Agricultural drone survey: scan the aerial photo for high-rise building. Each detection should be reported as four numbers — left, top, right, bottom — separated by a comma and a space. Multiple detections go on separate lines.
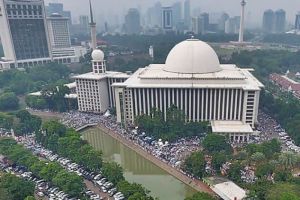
172, 2, 182, 29
225, 17, 240, 34
184, 0, 191, 29
218, 13, 229, 32
124, 8, 141, 35
46, 3, 71, 24
262, 9, 274, 33
0, 0, 52, 69
79, 15, 89, 31
162, 7, 173, 31
47, 13, 71, 48
191, 16, 204, 34
200, 13, 209, 33
274, 9, 286, 33
47, 13, 80, 64
296, 12, 300, 30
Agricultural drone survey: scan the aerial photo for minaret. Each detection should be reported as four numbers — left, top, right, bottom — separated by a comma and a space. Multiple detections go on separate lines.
89, 0, 97, 50
238, 0, 246, 43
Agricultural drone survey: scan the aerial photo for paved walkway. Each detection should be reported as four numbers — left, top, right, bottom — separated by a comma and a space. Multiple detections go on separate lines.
97, 124, 215, 195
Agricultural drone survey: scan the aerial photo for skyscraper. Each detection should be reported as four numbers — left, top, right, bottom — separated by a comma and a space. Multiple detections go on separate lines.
0, 0, 52, 68
262, 9, 274, 33
79, 15, 89, 33
184, 0, 191, 29
200, 13, 209, 33
225, 17, 240, 34
162, 7, 173, 31
172, 2, 182, 29
46, 3, 71, 24
274, 9, 286, 33
124, 8, 141, 35
47, 13, 71, 48
191, 16, 204, 34
296, 12, 300, 30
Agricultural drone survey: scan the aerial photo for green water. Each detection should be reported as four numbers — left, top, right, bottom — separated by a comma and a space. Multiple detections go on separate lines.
82, 127, 197, 200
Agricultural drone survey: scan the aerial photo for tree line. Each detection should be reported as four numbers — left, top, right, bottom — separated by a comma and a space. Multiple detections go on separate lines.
37, 120, 156, 200
0, 173, 35, 200
0, 138, 85, 198
135, 105, 210, 142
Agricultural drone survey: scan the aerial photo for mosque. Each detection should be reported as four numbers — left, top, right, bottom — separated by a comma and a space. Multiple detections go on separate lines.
74, 2, 264, 142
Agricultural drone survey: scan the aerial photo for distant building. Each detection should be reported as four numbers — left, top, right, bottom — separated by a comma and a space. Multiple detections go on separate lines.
191, 16, 204, 34
46, 3, 71, 24
124, 8, 141, 35
274, 9, 286, 33
184, 0, 191, 29
200, 13, 209, 33
263, 9, 286, 34
162, 7, 173, 31
172, 2, 182, 29
47, 13, 71, 48
47, 13, 79, 64
263, 9, 274, 33
225, 17, 240, 34
295, 12, 300, 30
79, 15, 89, 32
218, 13, 229, 32
0, 0, 52, 69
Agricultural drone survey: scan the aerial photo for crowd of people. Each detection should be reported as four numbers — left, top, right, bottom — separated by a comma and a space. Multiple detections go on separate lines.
60, 111, 104, 130
256, 111, 300, 153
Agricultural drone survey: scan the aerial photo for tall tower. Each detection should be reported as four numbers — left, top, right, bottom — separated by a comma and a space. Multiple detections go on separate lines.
238, 0, 246, 43
89, 0, 97, 50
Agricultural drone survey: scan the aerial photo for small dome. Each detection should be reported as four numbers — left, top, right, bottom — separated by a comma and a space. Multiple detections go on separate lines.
91, 49, 104, 61
164, 39, 221, 74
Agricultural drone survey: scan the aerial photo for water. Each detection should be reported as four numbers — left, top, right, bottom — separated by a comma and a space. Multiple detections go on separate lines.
82, 127, 197, 200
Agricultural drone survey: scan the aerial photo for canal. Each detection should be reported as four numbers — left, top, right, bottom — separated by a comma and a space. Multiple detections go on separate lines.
82, 127, 197, 200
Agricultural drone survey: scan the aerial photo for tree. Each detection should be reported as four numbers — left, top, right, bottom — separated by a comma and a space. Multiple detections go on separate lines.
0, 92, 19, 111
24, 196, 35, 200
227, 162, 243, 183
278, 152, 299, 169
39, 162, 63, 181
203, 134, 232, 154
117, 180, 152, 199
251, 152, 266, 164
255, 163, 275, 178
0, 173, 34, 200
183, 151, 206, 178
0, 188, 12, 200
274, 169, 292, 182
212, 152, 227, 173
15, 110, 42, 135
0, 112, 13, 129
42, 120, 66, 137
52, 171, 84, 198
185, 192, 216, 200
266, 183, 300, 200
102, 162, 125, 185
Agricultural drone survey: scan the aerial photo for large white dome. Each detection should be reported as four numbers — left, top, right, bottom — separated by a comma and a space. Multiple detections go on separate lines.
91, 49, 104, 61
164, 39, 221, 74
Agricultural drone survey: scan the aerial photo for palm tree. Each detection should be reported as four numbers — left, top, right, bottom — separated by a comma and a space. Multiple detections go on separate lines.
278, 152, 298, 169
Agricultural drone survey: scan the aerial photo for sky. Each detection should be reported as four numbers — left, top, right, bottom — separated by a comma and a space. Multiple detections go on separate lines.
45, 0, 300, 27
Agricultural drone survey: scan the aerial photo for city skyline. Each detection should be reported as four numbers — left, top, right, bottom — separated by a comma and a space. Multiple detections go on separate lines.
45, 0, 299, 26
